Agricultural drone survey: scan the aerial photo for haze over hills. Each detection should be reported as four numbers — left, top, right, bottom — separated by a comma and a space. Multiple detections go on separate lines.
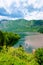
0, 19, 43, 33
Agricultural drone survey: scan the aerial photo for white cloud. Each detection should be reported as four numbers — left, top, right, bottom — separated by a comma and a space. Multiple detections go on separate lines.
32, 0, 43, 8
0, 15, 19, 20
0, 0, 4, 7
28, 0, 36, 5
0, 0, 43, 20
24, 11, 43, 20
27, 0, 43, 8
0, 0, 20, 13
0, 0, 43, 12
0, 0, 43, 9
3, 0, 20, 8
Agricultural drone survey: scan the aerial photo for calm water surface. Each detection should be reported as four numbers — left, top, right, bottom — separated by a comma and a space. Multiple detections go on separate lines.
14, 32, 43, 52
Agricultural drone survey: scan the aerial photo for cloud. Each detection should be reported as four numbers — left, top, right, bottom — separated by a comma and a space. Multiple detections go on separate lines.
0, 15, 19, 20
24, 11, 43, 20
27, 0, 43, 8
1, 0, 20, 13
33, 0, 43, 8
0, 0, 4, 7
0, 0, 43, 20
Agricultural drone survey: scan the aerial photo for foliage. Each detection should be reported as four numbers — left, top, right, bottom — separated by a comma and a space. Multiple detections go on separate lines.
34, 48, 43, 65
0, 43, 43, 65
0, 46, 39, 65
0, 31, 4, 46
38, 27, 43, 33
29, 59, 39, 65
0, 31, 20, 47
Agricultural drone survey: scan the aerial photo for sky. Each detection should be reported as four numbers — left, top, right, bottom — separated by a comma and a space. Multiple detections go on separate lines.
0, 0, 43, 20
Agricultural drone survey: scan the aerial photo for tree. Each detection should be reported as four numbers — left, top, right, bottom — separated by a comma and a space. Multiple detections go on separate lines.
5, 32, 20, 47
0, 31, 20, 47
34, 48, 43, 65
0, 31, 4, 46
38, 27, 43, 33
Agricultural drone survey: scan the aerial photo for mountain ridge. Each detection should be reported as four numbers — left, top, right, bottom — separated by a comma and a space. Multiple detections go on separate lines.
0, 19, 43, 32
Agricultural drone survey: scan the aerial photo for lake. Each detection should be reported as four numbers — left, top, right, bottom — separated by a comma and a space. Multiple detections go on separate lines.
14, 32, 43, 52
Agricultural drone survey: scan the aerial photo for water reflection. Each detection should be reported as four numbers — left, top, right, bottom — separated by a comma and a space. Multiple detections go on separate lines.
14, 32, 40, 52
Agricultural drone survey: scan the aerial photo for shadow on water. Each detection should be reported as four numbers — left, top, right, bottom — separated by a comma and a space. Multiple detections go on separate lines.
14, 32, 26, 48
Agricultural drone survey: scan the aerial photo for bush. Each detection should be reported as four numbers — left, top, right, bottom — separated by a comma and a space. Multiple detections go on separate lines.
0, 31, 4, 46
38, 27, 43, 33
0, 31, 20, 47
4, 32, 20, 47
0, 47, 31, 65
29, 59, 39, 65
0, 46, 43, 65
34, 48, 43, 65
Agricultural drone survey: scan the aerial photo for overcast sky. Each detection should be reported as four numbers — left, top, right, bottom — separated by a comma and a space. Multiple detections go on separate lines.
0, 0, 43, 20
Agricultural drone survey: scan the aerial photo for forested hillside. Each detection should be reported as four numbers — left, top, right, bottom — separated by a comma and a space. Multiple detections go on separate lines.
0, 19, 43, 33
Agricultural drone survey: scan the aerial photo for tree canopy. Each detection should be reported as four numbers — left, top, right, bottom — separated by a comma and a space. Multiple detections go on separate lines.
0, 31, 20, 47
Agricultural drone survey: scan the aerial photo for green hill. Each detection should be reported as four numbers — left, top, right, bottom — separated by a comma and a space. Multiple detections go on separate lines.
0, 19, 43, 32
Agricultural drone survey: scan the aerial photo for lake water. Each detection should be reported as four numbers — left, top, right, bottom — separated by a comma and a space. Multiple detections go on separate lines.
14, 32, 43, 52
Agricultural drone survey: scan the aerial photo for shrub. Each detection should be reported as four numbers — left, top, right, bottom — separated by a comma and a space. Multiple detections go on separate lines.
4, 32, 20, 47
0, 31, 20, 47
38, 27, 43, 33
34, 48, 43, 65
0, 31, 4, 46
